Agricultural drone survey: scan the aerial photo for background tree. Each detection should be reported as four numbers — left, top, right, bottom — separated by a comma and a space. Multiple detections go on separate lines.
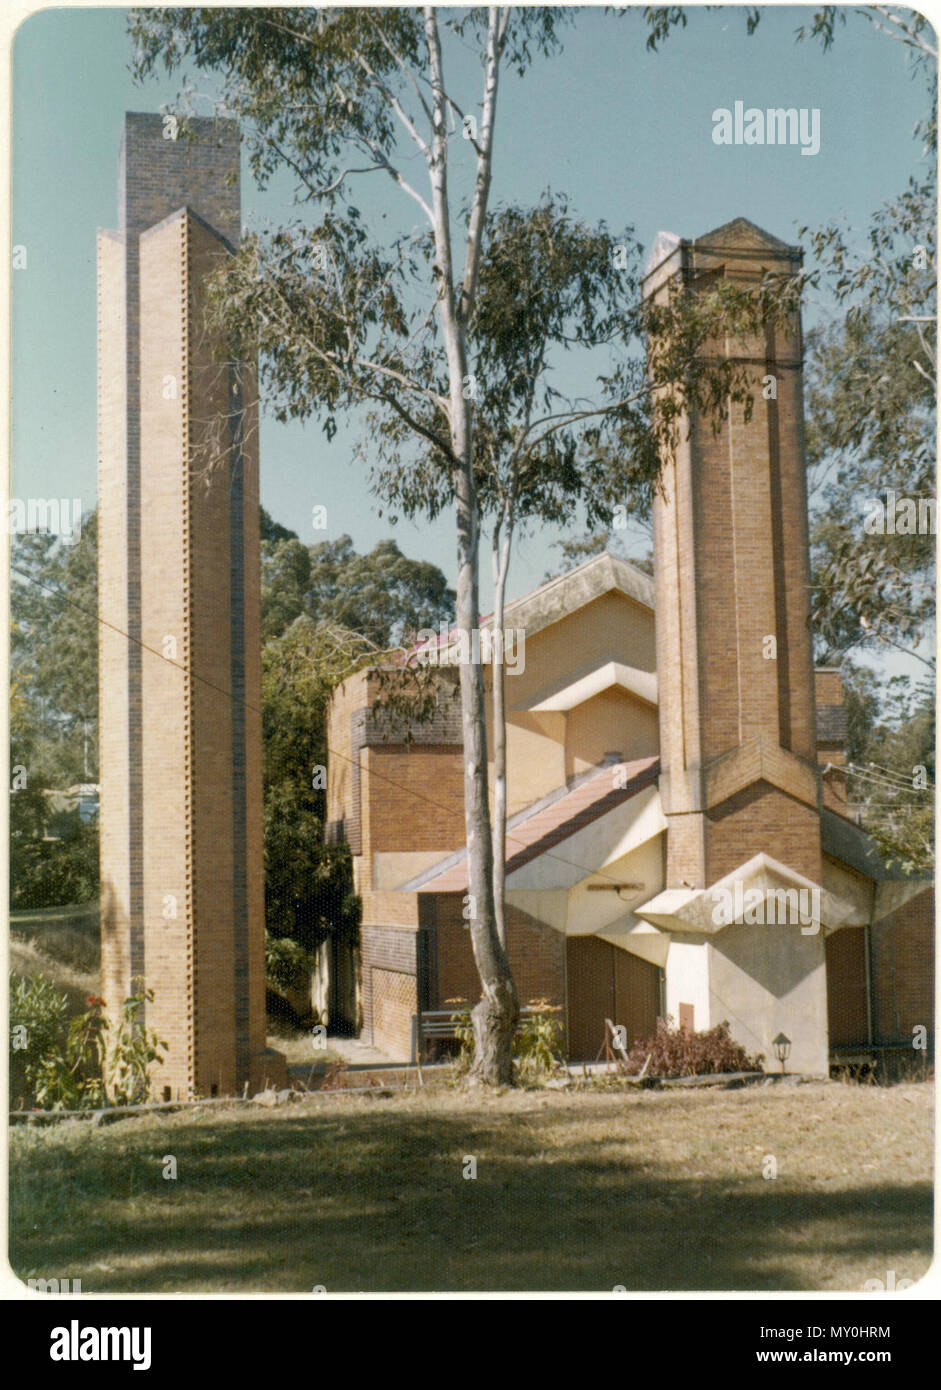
10, 519, 100, 908
11, 517, 99, 784
261, 615, 365, 1026
261, 509, 456, 643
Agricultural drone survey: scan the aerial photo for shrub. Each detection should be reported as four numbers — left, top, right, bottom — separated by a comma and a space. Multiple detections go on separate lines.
622, 1017, 764, 1078
449, 1005, 474, 1080
9, 974, 69, 1107
108, 984, 167, 1105
515, 1002, 564, 1083
265, 935, 312, 994
447, 1001, 564, 1083
8, 976, 167, 1109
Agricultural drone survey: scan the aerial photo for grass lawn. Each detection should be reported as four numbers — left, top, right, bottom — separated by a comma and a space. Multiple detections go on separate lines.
264, 1031, 345, 1069
9, 1080, 932, 1294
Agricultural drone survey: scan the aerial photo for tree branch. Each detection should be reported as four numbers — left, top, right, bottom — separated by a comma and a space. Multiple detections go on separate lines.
458, 7, 506, 327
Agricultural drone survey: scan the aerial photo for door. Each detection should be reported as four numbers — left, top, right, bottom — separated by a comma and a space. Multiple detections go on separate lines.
826, 926, 870, 1047
566, 935, 661, 1061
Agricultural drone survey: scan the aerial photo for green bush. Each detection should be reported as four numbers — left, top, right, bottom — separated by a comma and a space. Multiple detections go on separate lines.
9, 975, 69, 1107
447, 1002, 564, 1084
450, 1006, 474, 1080
8, 976, 167, 1110
108, 984, 167, 1105
265, 935, 312, 994
514, 1003, 564, 1082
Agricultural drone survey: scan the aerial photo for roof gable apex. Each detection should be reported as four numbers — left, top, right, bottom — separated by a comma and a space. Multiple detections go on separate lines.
497, 551, 654, 645
693, 216, 797, 255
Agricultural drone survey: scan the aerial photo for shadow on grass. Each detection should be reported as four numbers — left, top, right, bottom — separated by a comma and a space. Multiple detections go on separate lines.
9, 1101, 933, 1294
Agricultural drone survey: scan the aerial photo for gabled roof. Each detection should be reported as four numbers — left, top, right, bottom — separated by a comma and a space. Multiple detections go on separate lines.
643, 216, 800, 283
402, 755, 660, 893
521, 659, 657, 712
409, 550, 654, 662
693, 216, 798, 255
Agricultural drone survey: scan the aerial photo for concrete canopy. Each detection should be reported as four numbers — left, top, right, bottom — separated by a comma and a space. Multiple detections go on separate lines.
634, 852, 860, 937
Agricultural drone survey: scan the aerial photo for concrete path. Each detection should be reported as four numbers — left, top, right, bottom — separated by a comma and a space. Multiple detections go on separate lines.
324, 1035, 403, 1069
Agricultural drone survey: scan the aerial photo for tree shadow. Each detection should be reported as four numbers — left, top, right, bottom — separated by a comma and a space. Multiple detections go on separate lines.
9, 1100, 933, 1293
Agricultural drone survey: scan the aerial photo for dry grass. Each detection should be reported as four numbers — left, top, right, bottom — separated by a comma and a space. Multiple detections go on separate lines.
9, 937, 100, 1015
9, 1079, 933, 1294
264, 1030, 344, 1068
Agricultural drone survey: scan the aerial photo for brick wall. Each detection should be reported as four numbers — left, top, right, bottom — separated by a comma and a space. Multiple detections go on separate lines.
111, 112, 241, 1011
372, 969, 418, 1058
361, 924, 419, 1054
99, 115, 274, 1098
362, 744, 465, 856
325, 669, 366, 840
428, 894, 565, 1011
871, 888, 935, 1046
704, 781, 822, 886
649, 223, 820, 890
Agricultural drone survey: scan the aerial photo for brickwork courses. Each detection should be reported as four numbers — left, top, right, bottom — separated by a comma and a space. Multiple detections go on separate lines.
98, 113, 281, 1099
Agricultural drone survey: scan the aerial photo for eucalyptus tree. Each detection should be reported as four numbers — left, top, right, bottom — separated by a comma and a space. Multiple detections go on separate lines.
132, 6, 579, 1082
371, 192, 660, 945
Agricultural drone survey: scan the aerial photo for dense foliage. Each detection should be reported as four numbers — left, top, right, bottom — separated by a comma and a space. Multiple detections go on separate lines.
10, 977, 167, 1109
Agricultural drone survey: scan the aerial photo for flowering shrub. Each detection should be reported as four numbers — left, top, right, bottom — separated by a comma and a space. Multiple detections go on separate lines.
8, 976, 167, 1109
622, 1018, 763, 1078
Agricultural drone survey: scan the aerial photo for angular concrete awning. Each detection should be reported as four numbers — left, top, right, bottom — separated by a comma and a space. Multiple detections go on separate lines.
634, 852, 859, 937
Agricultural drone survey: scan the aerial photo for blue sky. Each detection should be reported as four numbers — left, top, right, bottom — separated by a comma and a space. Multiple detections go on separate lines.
11, 5, 933, 610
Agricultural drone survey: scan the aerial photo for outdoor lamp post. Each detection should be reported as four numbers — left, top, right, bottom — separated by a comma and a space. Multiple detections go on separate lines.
773, 1033, 792, 1074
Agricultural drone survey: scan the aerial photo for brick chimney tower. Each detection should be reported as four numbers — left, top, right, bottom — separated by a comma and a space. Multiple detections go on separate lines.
97, 113, 283, 1098
643, 217, 820, 889
636, 218, 830, 1077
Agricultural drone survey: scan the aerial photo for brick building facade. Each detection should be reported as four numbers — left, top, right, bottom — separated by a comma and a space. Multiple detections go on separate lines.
327, 218, 934, 1073
98, 142, 932, 1089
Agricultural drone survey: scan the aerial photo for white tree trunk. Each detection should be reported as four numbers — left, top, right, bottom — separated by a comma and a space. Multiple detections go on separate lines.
424, 6, 518, 1084
491, 508, 513, 951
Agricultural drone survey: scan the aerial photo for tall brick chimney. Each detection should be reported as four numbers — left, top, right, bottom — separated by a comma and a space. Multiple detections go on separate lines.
98, 114, 282, 1097
643, 218, 820, 890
